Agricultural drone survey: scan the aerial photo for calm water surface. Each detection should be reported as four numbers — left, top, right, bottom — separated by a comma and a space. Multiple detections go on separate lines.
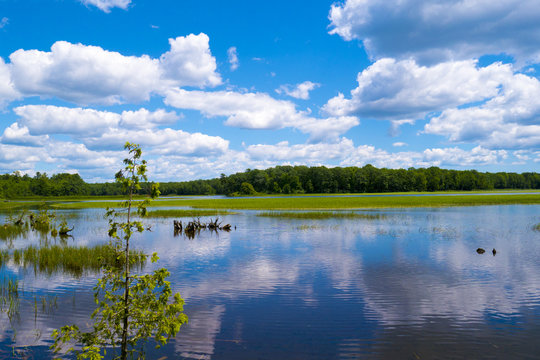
1, 205, 540, 359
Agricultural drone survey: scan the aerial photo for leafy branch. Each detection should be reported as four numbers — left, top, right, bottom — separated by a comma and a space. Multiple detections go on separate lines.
51, 142, 187, 360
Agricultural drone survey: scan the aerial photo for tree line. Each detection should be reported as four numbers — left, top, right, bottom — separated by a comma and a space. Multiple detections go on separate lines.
2, 165, 539, 198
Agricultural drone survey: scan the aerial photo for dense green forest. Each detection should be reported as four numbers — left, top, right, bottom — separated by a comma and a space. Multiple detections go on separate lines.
1, 165, 540, 198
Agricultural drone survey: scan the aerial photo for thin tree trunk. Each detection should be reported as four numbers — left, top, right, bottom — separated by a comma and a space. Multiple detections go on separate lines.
121, 182, 133, 359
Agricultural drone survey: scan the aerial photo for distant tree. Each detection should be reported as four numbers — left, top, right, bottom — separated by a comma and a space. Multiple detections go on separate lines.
240, 182, 257, 195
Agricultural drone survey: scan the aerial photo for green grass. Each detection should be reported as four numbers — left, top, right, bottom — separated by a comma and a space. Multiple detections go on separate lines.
0, 223, 29, 241
9, 244, 147, 277
8, 192, 540, 210
145, 209, 236, 218
533, 223, 540, 231
257, 211, 384, 219
0, 201, 50, 211
139, 193, 540, 210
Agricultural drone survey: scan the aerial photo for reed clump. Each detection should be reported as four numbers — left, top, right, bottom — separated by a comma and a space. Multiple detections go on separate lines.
0, 222, 29, 241
9, 244, 147, 277
1, 210, 74, 241
257, 211, 385, 220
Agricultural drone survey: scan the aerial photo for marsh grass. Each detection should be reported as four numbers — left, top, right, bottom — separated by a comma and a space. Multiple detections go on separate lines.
0, 223, 29, 241
533, 223, 540, 231
8, 245, 147, 277
47, 193, 540, 210
145, 209, 235, 218
257, 211, 385, 220
0, 249, 8, 267
0, 277, 20, 323
0, 201, 49, 211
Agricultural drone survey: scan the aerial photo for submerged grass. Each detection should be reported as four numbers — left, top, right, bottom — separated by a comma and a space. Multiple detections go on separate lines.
0, 276, 20, 322
9, 244, 147, 277
257, 211, 384, 220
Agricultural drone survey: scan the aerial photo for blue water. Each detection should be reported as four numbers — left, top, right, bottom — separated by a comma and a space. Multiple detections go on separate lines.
1, 205, 540, 359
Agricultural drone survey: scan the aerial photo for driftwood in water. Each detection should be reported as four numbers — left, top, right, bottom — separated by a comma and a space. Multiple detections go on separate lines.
174, 220, 183, 234
59, 226, 74, 236
174, 217, 233, 238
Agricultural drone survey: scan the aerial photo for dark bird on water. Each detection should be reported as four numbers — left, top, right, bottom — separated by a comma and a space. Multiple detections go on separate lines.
476, 248, 485, 254
492, 248, 496, 256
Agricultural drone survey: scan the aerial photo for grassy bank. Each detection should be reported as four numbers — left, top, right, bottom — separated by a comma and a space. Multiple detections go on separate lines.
38, 192, 540, 210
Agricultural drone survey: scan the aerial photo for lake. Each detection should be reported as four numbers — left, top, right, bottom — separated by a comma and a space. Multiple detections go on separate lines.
1, 204, 540, 359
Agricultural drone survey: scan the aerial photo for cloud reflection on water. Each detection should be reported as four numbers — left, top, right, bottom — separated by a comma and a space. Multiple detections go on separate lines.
1, 206, 540, 358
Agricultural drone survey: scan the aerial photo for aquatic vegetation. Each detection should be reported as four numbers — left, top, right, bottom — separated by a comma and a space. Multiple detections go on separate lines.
146, 209, 235, 217
1, 210, 75, 243
30, 209, 55, 233
57, 219, 73, 235
8, 244, 147, 277
0, 222, 29, 242
533, 223, 540, 231
0, 249, 8, 266
0, 277, 20, 323
34, 294, 58, 315
257, 211, 384, 219
0, 201, 48, 211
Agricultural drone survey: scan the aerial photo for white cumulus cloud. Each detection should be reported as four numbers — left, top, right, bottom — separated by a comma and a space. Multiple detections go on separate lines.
0, 123, 49, 147
7, 104, 227, 158
323, 58, 509, 122
0, 57, 19, 107
160, 33, 222, 88
422, 146, 508, 167
6, 34, 221, 105
119, 108, 180, 129
84, 127, 229, 156
329, 0, 540, 64
14, 105, 121, 135
14, 105, 180, 135
246, 138, 507, 169
227, 47, 239, 71
276, 81, 320, 100
81, 0, 131, 13
424, 70, 540, 149
164, 88, 359, 141
9, 41, 161, 104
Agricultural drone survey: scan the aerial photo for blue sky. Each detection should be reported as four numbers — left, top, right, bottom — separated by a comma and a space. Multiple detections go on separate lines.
0, 0, 539, 181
